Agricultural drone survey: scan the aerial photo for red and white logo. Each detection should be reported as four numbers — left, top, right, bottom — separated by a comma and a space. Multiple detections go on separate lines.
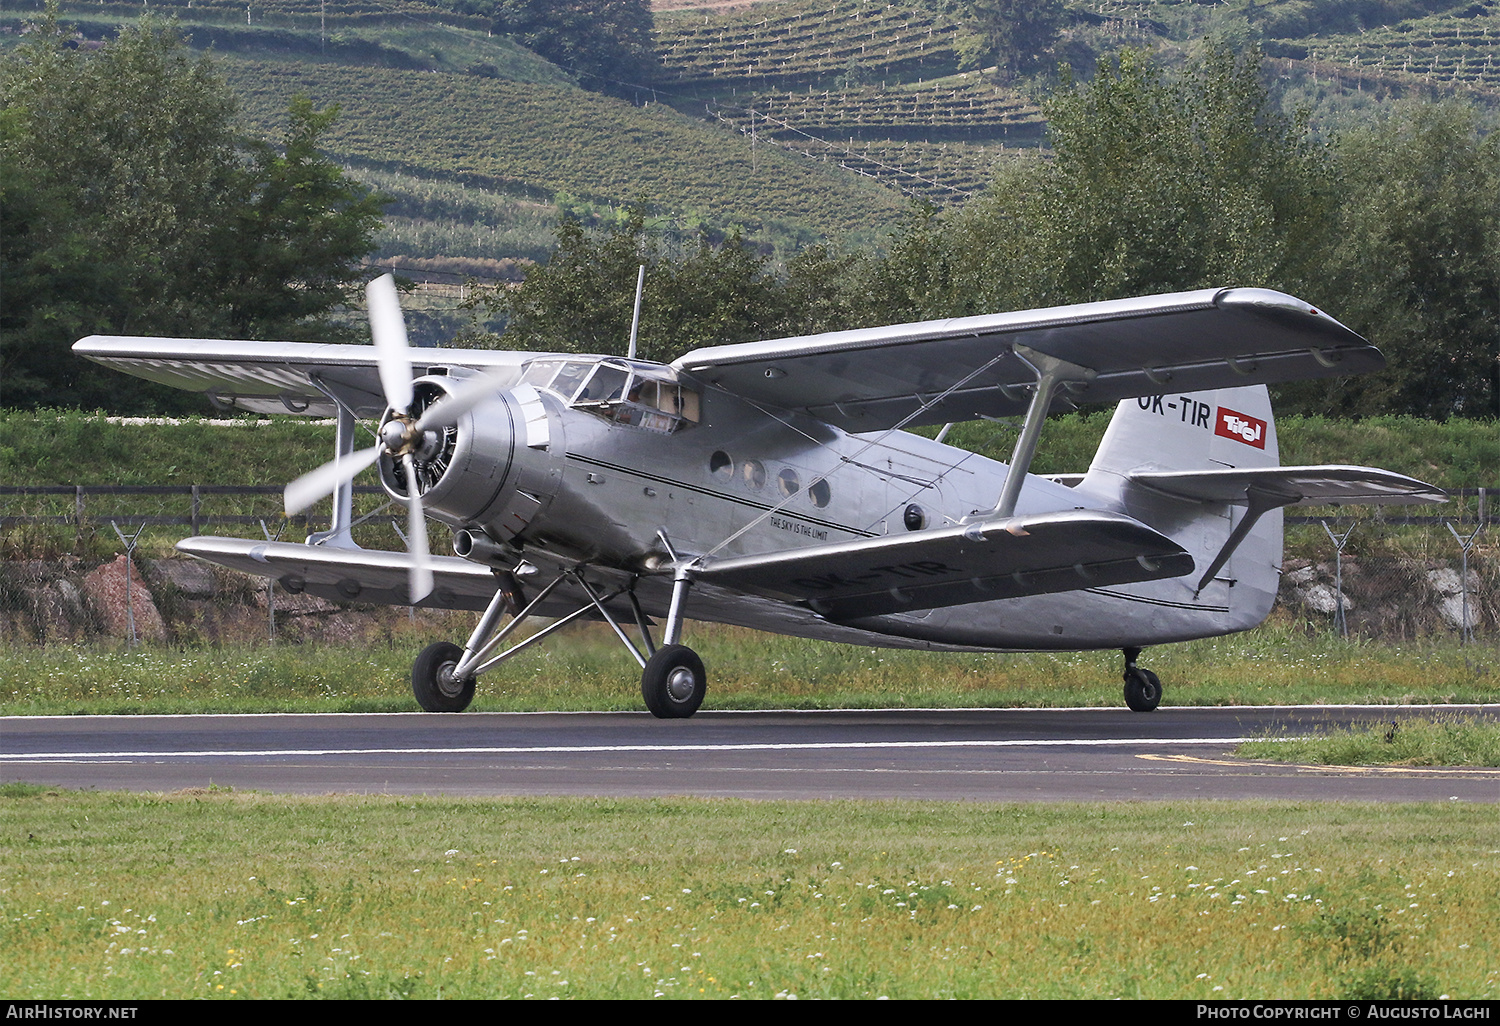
1215, 408, 1267, 448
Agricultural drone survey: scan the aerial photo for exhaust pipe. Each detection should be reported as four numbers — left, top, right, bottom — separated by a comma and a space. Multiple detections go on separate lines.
453, 529, 514, 567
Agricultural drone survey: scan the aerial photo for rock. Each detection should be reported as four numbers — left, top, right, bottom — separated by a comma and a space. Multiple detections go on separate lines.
1426, 567, 1481, 596
1297, 582, 1354, 616
148, 558, 218, 599
33, 579, 91, 642
80, 554, 166, 642
1436, 593, 1480, 631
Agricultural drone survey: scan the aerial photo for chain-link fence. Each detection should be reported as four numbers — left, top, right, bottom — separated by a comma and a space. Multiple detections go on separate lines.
0, 484, 434, 646
0, 484, 1494, 646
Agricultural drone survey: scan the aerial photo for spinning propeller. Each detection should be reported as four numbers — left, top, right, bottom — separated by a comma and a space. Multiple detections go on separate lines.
284, 274, 500, 604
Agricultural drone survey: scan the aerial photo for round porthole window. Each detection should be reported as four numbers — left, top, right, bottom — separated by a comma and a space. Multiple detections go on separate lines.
903, 503, 926, 531
808, 477, 831, 508
742, 459, 766, 490
777, 468, 800, 497
709, 450, 732, 478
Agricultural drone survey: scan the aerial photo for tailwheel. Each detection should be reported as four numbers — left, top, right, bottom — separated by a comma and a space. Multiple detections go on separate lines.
413, 641, 476, 712
1121, 647, 1160, 712
1123, 667, 1161, 712
641, 644, 706, 719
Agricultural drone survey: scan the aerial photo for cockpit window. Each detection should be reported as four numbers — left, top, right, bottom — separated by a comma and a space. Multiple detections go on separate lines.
520, 357, 701, 433
576, 364, 628, 404
520, 358, 592, 402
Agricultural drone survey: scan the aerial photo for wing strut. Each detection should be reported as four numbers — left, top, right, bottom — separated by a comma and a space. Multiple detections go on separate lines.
1193, 484, 1297, 595
304, 383, 363, 549
986, 345, 1096, 519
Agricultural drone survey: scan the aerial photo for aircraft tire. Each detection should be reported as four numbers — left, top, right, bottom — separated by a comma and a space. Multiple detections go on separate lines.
412, 641, 475, 712
641, 644, 706, 719
1123, 667, 1161, 712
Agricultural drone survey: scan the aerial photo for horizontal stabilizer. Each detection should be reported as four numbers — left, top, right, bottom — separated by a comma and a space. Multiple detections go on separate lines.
1130, 465, 1446, 506
695, 510, 1194, 622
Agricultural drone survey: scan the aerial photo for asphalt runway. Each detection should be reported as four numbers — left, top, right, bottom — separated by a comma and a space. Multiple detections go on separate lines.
4, 705, 1498, 801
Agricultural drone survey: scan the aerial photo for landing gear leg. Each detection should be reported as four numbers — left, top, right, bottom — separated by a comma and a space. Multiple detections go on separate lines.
1122, 646, 1161, 713
640, 569, 705, 719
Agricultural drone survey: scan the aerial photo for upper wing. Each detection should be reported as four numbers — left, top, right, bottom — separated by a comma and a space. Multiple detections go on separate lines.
72, 336, 535, 417
1130, 466, 1447, 506
693, 509, 1193, 622
674, 288, 1383, 432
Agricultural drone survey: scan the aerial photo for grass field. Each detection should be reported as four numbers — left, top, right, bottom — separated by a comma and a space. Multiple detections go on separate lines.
1238, 715, 1500, 767
3, 619, 1499, 716
1, 789, 1495, 999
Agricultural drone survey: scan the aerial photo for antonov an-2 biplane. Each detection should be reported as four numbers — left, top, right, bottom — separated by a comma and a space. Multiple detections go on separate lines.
75, 279, 1444, 716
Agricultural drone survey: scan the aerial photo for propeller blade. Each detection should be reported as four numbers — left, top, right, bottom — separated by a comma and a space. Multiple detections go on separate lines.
285, 443, 382, 516
413, 371, 505, 433
402, 454, 435, 604
367, 274, 413, 415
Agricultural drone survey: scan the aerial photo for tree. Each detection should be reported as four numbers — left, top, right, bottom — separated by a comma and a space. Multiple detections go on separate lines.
213, 97, 388, 342
959, 0, 1065, 82
0, 11, 386, 411
488, 209, 797, 363
488, 0, 658, 96
1314, 101, 1500, 418
1035, 42, 1333, 303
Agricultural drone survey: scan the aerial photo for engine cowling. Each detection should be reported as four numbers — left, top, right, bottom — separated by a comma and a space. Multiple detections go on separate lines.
377, 377, 563, 543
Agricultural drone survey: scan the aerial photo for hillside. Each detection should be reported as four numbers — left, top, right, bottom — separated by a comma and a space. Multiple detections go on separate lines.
1, 0, 907, 285
9, 0, 1500, 298
216, 56, 904, 241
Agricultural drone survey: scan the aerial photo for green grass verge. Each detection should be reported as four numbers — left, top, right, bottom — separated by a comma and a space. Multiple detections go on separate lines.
4, 621, 1499, 716
1, 791, 1495, 998
1237, 716, 1500, 767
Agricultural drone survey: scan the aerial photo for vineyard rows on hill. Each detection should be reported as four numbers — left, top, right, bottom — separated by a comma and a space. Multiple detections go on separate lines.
217, 57, 904, 241
655, 0, 964, 85
723, 78, 1043, 136
771, 137, 1024, 203
3, 0, 479, 29
1288, 17, 1500, 88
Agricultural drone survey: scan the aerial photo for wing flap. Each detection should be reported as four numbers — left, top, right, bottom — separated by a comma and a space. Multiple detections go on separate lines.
1130, 466, 1447, 506
675, 288, 1382, 431
694, 510, 1194, 621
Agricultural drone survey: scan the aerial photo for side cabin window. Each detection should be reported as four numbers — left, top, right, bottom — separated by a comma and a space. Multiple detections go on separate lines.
519, 357, 700, 434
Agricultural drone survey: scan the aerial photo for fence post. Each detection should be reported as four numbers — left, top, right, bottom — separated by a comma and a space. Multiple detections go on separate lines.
259, 519, 287, 641
110, 520, 146, 647
1445, 521, 1483, 645
1321, 520, 1355, 639
191, 484, 201, 536
74, 485, 85, 548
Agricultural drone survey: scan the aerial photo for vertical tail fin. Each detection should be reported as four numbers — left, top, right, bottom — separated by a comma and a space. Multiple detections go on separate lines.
1080, 384, 1283, 635
1086, 385, 1280, 480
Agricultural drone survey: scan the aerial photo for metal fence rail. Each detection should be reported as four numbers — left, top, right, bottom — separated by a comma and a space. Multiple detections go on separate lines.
0, 484, 388, 534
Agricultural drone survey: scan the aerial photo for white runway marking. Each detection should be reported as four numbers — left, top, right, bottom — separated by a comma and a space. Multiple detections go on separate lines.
1, 736, 1266, 762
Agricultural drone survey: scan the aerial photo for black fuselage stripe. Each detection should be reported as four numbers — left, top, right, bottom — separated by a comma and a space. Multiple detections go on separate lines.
1084, 587, 1230, 613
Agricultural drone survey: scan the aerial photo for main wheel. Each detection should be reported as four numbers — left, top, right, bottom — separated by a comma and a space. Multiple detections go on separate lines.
1123, 666, 1162, 713
641, 644, 706, 719
412, 641, 475, 712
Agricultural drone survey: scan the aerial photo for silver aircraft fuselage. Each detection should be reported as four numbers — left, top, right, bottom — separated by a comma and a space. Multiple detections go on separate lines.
397, 354, 1276, 654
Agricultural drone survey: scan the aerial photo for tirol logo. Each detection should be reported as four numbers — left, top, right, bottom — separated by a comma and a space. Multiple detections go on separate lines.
1215, 407, 1267, 448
